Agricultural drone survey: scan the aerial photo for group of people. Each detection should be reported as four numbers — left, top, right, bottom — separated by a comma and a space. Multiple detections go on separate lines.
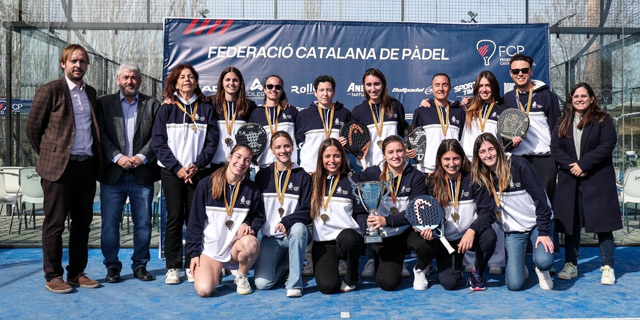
26, 44, 621, 298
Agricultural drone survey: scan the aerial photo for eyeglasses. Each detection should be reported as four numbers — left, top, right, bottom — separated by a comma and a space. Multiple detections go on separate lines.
265, 84, 283, 90
510, 68, 530, 75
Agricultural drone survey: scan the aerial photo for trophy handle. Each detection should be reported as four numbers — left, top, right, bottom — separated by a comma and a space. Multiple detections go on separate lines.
347, 172, 365, 207
381, 170, 393, 201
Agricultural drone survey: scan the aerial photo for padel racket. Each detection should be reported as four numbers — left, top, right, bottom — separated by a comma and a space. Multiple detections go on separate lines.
340, 121, 371, 160
497, 108, 529, 142
235, 123, 267, 164
407, 126, 427, 162
406, 195, 455, 254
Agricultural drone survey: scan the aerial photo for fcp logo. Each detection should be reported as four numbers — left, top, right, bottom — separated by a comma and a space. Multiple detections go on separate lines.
476, 40, 496, 66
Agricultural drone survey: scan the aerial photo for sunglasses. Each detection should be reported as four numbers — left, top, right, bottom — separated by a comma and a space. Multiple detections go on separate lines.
510, 68, 530, 75
265, 84, 283, 90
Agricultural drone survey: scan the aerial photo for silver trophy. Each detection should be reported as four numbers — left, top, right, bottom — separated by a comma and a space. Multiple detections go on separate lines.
348, 172, 391, 244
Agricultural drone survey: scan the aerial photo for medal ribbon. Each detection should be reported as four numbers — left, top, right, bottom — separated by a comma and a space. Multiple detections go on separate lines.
265, 104, 282, 135
274, 165, 292, 206
447, 175, 461, 210
368, 100, 384, 138
223, 101, 237, 135
435, 101, 450, 136
479, 102, 495, 132
176, 101, 199, 123
223, 180, 242, 217
516, 86, 534, 115
386, 170, 403, 205
318, 104, 334, 139
322, 174, 340, 212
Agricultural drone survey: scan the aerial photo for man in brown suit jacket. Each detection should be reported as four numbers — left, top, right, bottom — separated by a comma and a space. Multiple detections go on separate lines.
26, 44, 104, 294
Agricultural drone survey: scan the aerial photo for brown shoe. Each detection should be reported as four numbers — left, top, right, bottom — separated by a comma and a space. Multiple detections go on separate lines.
67, 273, 100, 288
45, 277, 73, 293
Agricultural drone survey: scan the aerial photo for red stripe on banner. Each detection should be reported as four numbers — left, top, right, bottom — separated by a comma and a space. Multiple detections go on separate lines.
478, 45, 488, 56
194, 19, 211, 35
206, 20, 223, 35
183, 19, 199, 35
218, 20, 234, 35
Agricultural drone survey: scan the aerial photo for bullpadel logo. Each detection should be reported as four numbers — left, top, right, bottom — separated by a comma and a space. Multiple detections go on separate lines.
476, 40, 496, 66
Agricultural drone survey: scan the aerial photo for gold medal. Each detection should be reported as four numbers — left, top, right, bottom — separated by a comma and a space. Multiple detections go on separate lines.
452, 212, 460, 223
225, 220, 234, 230
390, 207, 399, 215
321, 214, 329, 223
223, 179, 242, 231
190, 124, 198, 132
496, 210, 501, 220
278, 207, 285, 217
225, 137, 233, 147
377, 140, 383, 148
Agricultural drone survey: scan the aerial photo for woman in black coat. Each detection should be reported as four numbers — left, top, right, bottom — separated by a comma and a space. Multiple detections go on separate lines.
550, 82, 622, 285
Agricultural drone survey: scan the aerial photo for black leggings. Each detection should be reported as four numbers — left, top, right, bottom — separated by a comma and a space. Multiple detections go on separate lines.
372, 229, 431, 291
312, 229, 364, 294
423, 227, 497, 290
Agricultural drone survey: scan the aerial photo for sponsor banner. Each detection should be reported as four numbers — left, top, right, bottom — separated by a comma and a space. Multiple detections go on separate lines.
0, 99, 31, 116
164, 19, 550, 114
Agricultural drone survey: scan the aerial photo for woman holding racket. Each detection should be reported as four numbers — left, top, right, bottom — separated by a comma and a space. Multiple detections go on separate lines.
351, 68, 411, 170
152, 63, 218, 285
253, 131, 312, 297
249, 75, 298, 168
359, 135, 430, 291
310, 138, 367, 293
186, 144, 265, 297
421, 139, 497, 291
472, 132, 554, 291
211, 67, 258, 168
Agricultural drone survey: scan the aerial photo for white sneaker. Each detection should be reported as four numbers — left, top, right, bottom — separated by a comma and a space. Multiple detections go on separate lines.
361, 259, 375, 278
230, 269, 239, 277
286, 288, 303, 297
185, 268, 194, 282
338, 260, 348, 276
340, 281, 356, 292
164, 268, 180, 284
234, 273, 252, 295
402, 263, 410, 278
557, 262, 578, 280
534, 267, 553, 290
600, 265, 615, 285
302, 260, 314, 276
489, 266, 503, 275
412, 267, 429, 290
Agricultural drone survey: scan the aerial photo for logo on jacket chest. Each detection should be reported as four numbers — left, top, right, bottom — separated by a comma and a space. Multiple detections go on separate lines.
287, 182, 300, 192
240, 196, 251, 206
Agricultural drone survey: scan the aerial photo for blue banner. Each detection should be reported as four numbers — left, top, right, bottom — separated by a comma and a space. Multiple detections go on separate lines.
164, 19, 550, 115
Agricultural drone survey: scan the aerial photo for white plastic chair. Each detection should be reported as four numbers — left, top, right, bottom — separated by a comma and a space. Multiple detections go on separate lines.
0, 171, 20, 234
18, 167, 43, 231
618, 167, 640, 233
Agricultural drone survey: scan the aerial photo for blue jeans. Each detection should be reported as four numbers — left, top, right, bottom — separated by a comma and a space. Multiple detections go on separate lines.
100, 173, 153, 272
254, 223, 308, 290
504, 225, 554, 291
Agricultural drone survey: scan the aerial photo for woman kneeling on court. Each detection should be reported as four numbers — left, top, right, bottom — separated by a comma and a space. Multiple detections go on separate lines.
472, 133, 554, 291
359, 135, 429, 291
186, 144, 265, 297
421, 139, 497, 291
311, 138, 367, 293
253, 131, 312, 297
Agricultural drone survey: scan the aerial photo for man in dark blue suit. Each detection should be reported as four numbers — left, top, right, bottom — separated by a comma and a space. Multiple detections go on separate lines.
96, 62, 160, 283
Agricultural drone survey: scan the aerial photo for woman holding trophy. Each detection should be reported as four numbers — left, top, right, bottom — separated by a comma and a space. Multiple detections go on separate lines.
358, 135, 430, 291
310, 138, 367, 294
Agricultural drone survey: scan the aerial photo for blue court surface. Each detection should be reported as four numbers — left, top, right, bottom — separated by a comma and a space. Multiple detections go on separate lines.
0, 247, 639, 320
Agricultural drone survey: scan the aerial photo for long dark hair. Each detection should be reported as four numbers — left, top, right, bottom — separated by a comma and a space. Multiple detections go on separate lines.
362, 68, 394, 117
162, 64, 207, 102
212, 67, 251, 117
427, 139, 469, 207
210, 144, 253, 199
263, 74, 288, 104
310, 138, 350, 219
557, 82, 606, 138
471, 133, 511, 196
466, 70, 503, 128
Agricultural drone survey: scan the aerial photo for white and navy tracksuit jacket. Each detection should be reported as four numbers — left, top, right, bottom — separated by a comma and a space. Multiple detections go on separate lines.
186, 176, 265, 262
412, 99, 465, 173
503, 81, 560, 156
254, 164, 312, 238
152, 97, 218, 173
351, 99, 408, 169
249, 105, 299, 168
359, 162, 427, 238
212, 100, 258, 164
295, 102, 351, 173
312, 174, 367, 242
460, 103, 506, 160
494, 155, 553, 236
427, 172, 495, 241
